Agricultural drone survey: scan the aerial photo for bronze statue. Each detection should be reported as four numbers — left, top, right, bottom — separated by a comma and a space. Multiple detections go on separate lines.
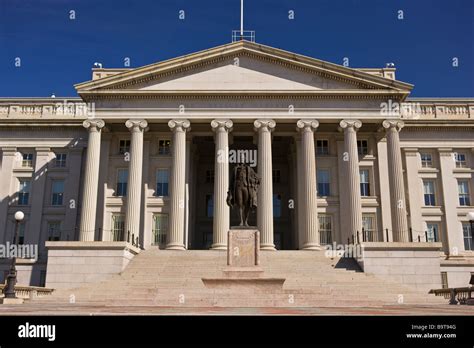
227, 163, 260, 226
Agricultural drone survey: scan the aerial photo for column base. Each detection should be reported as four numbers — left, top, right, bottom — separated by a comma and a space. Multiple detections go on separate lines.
302, 243, 322, 251
165, 244, 186, 250
260, 244, 276, 251
211, 243, 227, 250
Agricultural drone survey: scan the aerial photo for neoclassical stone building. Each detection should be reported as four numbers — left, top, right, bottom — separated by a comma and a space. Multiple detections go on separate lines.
0, 41, 473, 289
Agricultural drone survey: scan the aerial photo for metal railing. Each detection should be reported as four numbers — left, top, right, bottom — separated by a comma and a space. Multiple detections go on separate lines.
232, 30, 255, 42
153, 231, 167, 247
319, 230, 332, 245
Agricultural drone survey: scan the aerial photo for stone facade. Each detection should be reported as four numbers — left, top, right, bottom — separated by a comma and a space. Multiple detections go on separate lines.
0, 41, 473, 289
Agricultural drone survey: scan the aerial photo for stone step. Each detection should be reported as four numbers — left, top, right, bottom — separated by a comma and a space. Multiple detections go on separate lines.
36, 249, 444, 308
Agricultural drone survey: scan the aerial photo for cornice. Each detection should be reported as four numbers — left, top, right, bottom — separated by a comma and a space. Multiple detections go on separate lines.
80, 89, 407, 102
403, 125, 474, 131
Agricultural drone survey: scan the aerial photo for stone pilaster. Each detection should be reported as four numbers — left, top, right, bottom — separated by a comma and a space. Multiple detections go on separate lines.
124, 119, 148, 243
167, 119, 190, 250
383, 120, 409, 242
211, 119, 233, 250
339, 119, 363, 240
25, 147, 50, 246
439, 148, 465, 255
0, 147, 16, 244
296, 119, 320, 250
79, 119, 105, 241
62, 147, 84, 241
254, 119, 276, 250
404, 147, 423, 242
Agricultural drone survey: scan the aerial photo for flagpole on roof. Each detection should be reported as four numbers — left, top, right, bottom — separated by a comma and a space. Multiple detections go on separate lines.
241, 0, 244, 36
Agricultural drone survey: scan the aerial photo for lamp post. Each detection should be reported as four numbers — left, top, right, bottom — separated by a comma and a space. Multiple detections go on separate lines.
4, 211, 24, 299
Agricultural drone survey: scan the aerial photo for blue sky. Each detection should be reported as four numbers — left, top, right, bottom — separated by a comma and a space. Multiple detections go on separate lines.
0, 0, 473, 97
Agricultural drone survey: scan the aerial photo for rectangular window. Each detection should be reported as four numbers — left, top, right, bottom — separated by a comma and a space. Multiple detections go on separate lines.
426, 223, 439, 242
359, 170, 370, 197
463, 223, 473, 251
455, 153, 467, 168
206, 194, 214, 218
111, 214, 124, 241
273, 194, 282, 218
119, 140, 130, 155
18, 180, 30, 205
51, 180, 65, 206
152, 213, 168, 246
362, 214, 376, 242
116, 169, 128, 196
158, 140, 171, 155
272, 169, 281, 184
316, 140, 329, 155
458, 180, 470, 206
420, 153, 433, 168
423, 181, 436, 206
206, 169, 215, 184
319, 215, 332, 245
18, 222, 26, 245
441, 272, 448, 289
156, 169, 169, 197
111, 214, 125, 241
317, 169, 330, 197
357, 140, 368, 156
22, 153, 33, 167
54, 153, 67, 168
47, 221, 61, 241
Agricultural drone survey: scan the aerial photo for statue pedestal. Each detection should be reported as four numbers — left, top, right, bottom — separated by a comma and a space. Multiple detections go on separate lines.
227, 228, 259, 267
201, 229, 285, 291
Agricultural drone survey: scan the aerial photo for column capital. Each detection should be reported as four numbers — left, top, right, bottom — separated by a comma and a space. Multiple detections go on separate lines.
35, 147, 51, 155
1, 147, 17, 155
126, 119, 148, 132
168, 119, 191, 132
211, 119, 233, 132
438, 148, 454, 157
382, 120, 404, 132
253, 119, 276, 132
404, 147, 419, 157
83, 119, 105, 132
296, 119, 319, 132
339, 119, 362, 130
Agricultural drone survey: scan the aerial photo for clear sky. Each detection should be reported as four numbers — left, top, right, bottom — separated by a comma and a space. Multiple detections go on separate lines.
0, 0, 473, 97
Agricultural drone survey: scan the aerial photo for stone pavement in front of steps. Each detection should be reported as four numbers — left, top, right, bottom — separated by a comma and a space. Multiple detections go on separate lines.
0, 303, 471, 315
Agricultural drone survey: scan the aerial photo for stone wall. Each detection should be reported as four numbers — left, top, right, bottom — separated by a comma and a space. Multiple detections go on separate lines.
45, 241, 140, 289
356, 242, 442, 292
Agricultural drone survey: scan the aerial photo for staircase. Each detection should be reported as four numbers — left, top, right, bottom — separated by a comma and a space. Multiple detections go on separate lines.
32, 250, 446, 307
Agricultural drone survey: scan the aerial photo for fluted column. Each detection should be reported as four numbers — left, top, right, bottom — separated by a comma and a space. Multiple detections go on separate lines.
167, 119, 191, 250
339, 120, 363, 240
124, 119, 148, 243
383, 120, 409, 242
297, 120, 320, 250
79, 119, 105, 241
254, 119, 276, 250
211, 119, 233, 250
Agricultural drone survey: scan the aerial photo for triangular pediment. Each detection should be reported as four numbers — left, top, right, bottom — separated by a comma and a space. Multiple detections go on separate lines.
132, 57, 364, 91
75, 40, 413, 98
